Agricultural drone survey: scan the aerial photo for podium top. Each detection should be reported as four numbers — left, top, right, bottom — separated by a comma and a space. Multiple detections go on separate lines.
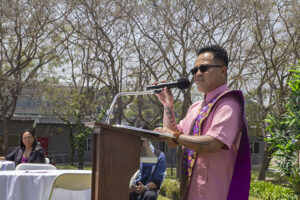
85, 122, 174, 141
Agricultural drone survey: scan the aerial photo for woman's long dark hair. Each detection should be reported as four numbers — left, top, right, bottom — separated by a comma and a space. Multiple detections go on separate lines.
19, 129, 37, 149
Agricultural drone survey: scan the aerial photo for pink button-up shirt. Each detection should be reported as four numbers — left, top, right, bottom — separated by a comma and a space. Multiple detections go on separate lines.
178, 85, 242, 200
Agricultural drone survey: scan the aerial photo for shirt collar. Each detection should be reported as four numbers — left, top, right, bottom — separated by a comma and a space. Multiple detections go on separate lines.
205, 84, 229, 103
150, 142, 154, 153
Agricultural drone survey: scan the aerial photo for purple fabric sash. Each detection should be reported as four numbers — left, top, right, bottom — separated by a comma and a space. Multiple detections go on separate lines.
226, 91, 251, 200
181, 90, 251, 200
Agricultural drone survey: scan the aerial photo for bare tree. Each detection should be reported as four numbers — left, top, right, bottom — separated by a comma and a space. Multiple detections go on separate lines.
244, 0, 300, 180
0, 0, 70, 153
125, 0, 253, 178
62, 0, 140, 124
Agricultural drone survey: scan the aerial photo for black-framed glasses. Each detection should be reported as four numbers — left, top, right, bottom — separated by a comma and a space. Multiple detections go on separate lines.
190, 64, 223, 75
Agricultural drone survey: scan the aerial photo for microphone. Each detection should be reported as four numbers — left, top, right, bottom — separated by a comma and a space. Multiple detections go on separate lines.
146, 78, 190, 91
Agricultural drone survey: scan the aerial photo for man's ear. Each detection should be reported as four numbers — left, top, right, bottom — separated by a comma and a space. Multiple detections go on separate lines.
221, 66, 227, 77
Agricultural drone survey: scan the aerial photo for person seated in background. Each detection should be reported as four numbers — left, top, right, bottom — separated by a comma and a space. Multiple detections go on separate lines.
0, 129, 45, 165
129, 138, 167, 200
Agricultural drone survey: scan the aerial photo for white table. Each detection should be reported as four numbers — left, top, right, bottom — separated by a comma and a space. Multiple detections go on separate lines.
0, 169, 91, 200
0, 160, 15, 170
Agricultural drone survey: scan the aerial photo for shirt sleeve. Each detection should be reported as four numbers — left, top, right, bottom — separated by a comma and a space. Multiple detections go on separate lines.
148, 152, 166, 188
5, 148, 18, 161
205, 96, 242, 149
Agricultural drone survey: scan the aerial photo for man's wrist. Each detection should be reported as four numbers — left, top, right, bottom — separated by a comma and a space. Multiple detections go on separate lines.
164, 105, 174, 110
173, 131, 183, 144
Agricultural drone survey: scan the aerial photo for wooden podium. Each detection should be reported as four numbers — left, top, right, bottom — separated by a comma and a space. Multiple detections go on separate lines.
85, 122, 172, 200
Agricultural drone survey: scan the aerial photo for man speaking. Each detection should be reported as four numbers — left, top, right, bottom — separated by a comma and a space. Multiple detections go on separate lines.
155, 45, 251, 200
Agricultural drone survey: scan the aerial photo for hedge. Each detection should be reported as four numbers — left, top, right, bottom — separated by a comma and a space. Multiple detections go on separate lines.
160, 178, 296, 200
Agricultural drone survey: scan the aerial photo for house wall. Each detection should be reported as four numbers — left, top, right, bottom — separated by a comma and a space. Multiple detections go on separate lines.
0, 120, 35, 154
35, 123, 93, 164
249, 136, 264, 166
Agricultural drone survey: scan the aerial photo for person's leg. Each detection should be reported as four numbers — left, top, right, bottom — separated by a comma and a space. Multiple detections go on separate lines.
141, 190, 158, 200
129, 192, 139, 200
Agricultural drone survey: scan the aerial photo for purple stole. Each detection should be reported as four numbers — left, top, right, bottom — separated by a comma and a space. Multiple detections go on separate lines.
180, 90, 251, 200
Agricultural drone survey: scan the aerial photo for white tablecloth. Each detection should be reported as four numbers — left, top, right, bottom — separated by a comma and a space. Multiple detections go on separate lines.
0, 160, 15, 170
0, 169, 91, 200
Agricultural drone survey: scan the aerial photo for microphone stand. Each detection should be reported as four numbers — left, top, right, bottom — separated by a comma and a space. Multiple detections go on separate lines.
105, 90, 161, 164
105, 90, 156, 125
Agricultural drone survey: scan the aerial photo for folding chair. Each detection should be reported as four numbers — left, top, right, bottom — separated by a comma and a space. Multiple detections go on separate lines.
44, 157, 50, 164
15, 163, 57, 170
129, 169, 140, 189
48, 173, 91, 200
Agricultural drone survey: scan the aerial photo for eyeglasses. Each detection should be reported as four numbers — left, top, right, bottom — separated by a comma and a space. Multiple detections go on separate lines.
190, 64, 223, 75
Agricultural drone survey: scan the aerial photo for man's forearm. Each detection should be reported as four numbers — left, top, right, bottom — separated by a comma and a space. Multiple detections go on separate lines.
163, 105, 179, 132
178, 135, 224, 153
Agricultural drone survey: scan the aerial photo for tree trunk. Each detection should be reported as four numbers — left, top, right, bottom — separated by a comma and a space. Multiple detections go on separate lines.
2, 117, 9, 155
298, 184, 300, 200
69, 127, 75, 166
77, 145, 84, 169
258, 142, 275, 180
76, 130, 86, 170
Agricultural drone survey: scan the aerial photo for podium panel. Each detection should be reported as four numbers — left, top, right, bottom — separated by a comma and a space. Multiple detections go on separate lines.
85, 122, 173, 200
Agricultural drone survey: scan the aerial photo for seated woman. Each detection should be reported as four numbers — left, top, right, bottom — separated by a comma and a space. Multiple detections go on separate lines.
0, 129, 45, 165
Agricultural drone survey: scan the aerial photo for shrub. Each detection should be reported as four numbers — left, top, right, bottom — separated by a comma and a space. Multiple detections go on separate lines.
160, 178, 180, 200
250, 180, 296, 200
161, 177, 296, 199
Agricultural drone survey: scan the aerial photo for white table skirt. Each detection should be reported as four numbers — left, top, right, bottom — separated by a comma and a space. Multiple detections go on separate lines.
0, 160, 15, 170
0, 169, 91, 200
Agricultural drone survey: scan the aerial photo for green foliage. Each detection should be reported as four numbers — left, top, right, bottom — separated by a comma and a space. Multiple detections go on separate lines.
121, 94, 186, 128
159, 169, 298, 200
250, 180, 296, 200
122, 95, 162, 126
161, 175, 296, 200
160, 178, 180, 200
96, 110, 106, 122
74, 122, 92, 169
54, 164, 92, 170
37, 79, 106, 168
245, 97, 266, 137
265, 61, 300, 195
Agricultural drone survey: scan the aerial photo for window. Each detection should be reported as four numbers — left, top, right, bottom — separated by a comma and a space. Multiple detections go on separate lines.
250, 142, 259, 154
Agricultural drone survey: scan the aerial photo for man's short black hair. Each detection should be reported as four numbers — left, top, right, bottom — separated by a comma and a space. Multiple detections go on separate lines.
197, 45, 229, 67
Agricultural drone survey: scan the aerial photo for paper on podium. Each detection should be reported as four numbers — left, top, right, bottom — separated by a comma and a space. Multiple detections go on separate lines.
115, 124, 172, 163
85, 122, 174, 140
115, 124, 174, 139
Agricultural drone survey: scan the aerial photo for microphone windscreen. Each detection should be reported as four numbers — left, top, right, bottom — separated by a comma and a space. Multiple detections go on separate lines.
177, 78, 190, 89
